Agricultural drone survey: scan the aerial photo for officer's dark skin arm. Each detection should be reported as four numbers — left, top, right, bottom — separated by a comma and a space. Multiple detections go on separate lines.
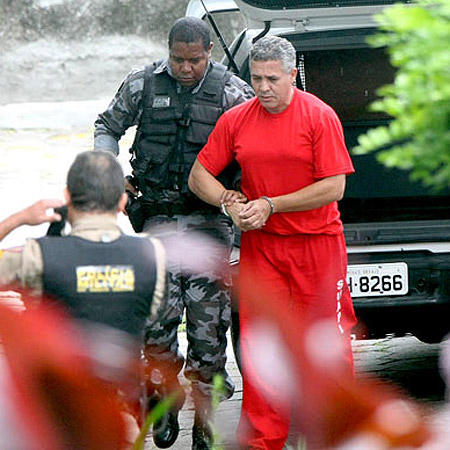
0, 199, 63, 243
94, 147, 137, 204
189, 159, 247, 228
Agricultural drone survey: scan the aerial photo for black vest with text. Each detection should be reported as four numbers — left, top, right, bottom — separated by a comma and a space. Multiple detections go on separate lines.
37, 235, 158, 337
130, 61, 237, 204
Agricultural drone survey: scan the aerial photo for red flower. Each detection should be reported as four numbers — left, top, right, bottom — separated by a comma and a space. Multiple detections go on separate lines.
0, 301, 131, 450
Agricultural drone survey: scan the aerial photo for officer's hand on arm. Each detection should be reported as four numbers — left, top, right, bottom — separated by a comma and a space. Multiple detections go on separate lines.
0, 199, 64, 242
220, 189, 247, 206
189, 160, 249, 229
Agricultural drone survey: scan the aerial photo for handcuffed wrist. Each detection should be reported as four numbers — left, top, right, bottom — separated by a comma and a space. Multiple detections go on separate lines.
220, 202, 231, 217
260, 196, 275, 216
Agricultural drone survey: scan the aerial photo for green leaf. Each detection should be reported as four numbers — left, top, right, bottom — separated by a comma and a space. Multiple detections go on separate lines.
357, 0, 450, 190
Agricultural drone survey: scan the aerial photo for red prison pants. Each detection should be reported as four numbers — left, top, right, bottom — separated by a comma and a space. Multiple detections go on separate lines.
237, 230, 356, 450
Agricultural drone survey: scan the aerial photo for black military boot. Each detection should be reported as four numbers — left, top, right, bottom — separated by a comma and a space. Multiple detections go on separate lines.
151, 383, 186, 449
153, 410, 180, 448
142, 347, 186, 448
191, 395, 213, 450
192, 411, 213, 450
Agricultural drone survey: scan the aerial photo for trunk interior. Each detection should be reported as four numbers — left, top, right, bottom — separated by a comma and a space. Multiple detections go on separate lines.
290, 31, 450, 235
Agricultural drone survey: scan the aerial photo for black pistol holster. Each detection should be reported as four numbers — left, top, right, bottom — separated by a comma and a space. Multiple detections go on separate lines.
126, 193, 145, 233
125, 176, 145, 233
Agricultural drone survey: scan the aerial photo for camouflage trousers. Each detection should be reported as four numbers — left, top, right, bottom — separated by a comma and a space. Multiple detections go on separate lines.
143, 212, 235, 400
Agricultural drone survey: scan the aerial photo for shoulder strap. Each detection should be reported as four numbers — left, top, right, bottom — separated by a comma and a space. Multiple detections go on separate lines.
129, 61, 161, 159
197, 62, 231, 108
141, 61, 160, 111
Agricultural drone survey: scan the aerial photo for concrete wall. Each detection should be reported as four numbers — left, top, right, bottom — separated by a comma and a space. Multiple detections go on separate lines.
0, 0, 188, 104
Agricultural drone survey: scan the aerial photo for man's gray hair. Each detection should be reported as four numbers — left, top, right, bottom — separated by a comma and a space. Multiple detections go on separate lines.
250, 36, 296, 73
67, 150, 124, 213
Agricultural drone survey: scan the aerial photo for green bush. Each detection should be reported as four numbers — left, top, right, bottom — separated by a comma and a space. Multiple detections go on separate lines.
354, 0, 450, 191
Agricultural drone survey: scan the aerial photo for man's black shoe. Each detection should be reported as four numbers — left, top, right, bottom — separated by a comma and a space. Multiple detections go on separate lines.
153, 410, 180, 449
191, 413, 213, 450
147, 379, 186, 449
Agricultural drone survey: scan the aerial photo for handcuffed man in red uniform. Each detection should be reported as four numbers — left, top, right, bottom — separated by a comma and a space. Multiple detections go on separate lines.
188, 35, 357, 449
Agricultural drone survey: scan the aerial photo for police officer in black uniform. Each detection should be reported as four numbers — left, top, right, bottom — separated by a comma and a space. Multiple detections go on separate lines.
94, 16, 253, 450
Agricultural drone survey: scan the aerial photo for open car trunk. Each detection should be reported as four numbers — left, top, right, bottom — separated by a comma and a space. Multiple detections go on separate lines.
187, 0, 450, 344
278, 30, 450, 245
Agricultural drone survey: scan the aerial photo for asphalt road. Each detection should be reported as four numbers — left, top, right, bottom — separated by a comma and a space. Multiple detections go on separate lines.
354, 335, 447, 406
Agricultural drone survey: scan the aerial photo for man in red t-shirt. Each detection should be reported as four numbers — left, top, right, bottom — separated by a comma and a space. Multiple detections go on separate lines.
189, 36, 357, 449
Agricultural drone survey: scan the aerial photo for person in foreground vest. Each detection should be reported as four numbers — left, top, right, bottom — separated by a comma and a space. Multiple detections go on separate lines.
94, 16, 253, 449
0, 150, 166, 336
0, 150, 167, 446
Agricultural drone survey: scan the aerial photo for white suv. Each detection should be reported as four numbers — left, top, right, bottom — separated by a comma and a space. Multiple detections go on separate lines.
187, 0, 450, 344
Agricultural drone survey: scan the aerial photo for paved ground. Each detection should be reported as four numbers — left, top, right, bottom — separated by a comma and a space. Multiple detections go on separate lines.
144, 331, 242, 450
144, 333, 449, 450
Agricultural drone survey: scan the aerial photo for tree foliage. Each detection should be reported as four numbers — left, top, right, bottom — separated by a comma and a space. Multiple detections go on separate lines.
354, 0, 450, 191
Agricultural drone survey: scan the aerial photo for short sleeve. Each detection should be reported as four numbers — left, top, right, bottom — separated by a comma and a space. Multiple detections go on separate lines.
197, 112, 236, 176
0, 239, 44, 296
312, 107, 355, 179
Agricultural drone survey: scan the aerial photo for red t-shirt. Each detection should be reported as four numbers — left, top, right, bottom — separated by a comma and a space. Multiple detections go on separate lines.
198, 88, 355, 235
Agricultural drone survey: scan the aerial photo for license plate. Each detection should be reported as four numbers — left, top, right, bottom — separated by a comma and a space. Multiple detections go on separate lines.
347, 262, 408, 298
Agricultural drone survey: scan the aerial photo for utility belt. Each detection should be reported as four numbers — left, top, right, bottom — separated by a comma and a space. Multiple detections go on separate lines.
126, 194, 218, 233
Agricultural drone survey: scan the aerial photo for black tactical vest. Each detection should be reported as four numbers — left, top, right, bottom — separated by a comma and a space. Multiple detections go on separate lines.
130, 61, 237, 204
37, 235, 158, 337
